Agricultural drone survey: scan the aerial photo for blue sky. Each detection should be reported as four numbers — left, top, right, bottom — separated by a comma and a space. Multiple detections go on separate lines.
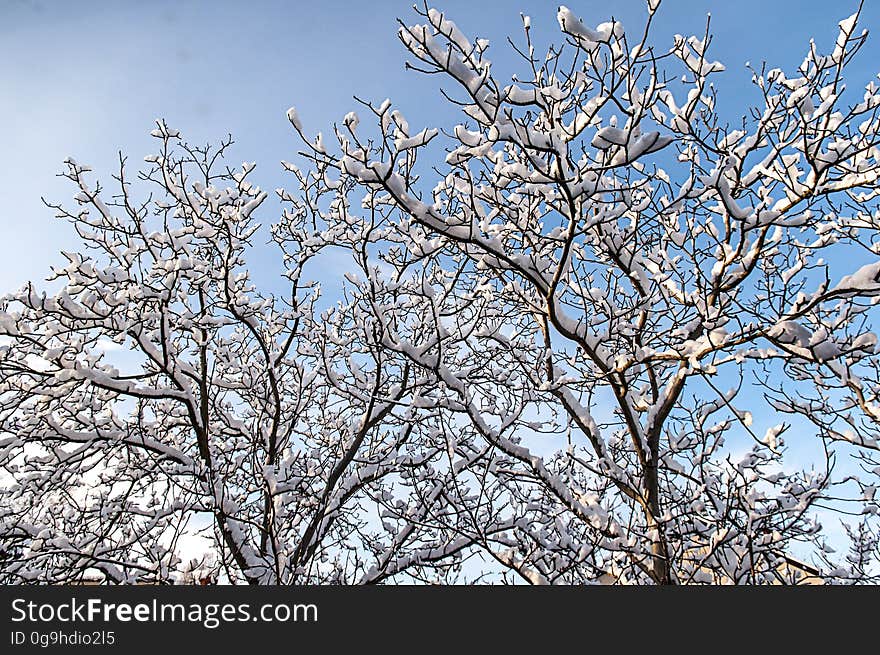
2, 0, 878, 292
2, 0, 877, 564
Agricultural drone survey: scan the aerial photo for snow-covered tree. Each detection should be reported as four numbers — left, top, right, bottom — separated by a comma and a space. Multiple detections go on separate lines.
288, 1, 880, 583
2, 0, 880, 584
0, 128, 490, 584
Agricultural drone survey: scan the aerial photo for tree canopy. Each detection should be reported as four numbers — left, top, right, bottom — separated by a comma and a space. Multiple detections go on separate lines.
1, 1, 879, 584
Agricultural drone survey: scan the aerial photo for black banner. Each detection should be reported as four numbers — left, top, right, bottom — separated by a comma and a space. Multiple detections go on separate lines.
0, 585, 867, 651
